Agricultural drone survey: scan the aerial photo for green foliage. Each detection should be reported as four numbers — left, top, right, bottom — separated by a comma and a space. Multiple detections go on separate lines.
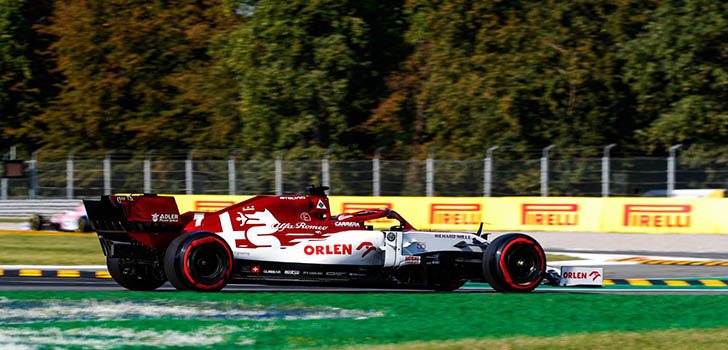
0, 0, 55, 151
225, 0, 406, 159
1, 0, 727, 160
371, 0, 659, 159
621, 0, 728, 157
26, 0, 240, 152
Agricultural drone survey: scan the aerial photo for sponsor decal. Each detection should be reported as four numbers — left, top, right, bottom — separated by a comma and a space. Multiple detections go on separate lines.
325, 271, 348, 277
262, 269, 281, 275
623, 204, 692, 228
242, 205, 255, 211
151, 213, 179, 223
521, 203, 579, 226
299, 212, 312, 221
416, 242, 427, 250
301, 241, 376, 257
273, 222, 328, 231
403, 256, 421, 265
429, 203, 482, 225
559, 266, 603, 287
356, 241, 376, 257
283, 270, 300, 276
434, 233, 471, 239
115, 195, 134, 203
250, 265, 260, 274
279, 195, 306, 200
304, 244, 353, 255
302, 271, 323, 276
334, 221, 362, 228
562, 271, 598, 280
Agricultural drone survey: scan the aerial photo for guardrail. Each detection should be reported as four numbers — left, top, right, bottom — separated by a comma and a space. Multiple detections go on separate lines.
0, 200, 82, 219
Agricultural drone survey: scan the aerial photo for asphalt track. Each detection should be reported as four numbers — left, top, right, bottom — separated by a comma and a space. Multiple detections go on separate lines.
1, 229, 727, 294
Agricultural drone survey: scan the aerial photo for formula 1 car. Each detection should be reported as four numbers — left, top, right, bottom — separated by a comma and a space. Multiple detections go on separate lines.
30, 205, 92, 232
83, 187, 546, 292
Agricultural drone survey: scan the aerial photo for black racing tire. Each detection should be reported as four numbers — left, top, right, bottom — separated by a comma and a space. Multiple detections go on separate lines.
164, 231, 233, 292
29, 214, 42, 231
482, 233, 546, 293
76, 217, 90, 232
107, 257, 166, 291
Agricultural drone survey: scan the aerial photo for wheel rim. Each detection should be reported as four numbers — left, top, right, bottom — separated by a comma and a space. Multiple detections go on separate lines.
189, 245, 225, 279
502, 242, 541, 285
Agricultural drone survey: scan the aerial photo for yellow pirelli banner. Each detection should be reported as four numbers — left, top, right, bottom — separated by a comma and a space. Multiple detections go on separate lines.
167, 194, 728, 234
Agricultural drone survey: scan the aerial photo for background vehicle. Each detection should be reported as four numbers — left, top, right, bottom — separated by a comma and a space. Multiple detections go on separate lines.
84, 187, 546, 292
30, 205, 91, 232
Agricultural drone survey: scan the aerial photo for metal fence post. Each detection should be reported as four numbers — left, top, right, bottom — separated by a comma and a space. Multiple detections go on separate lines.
540, 145, 555, 197
66, 151, 75, 199
185, 150, 194, 195
228, 152, 237, 195
29, 150, 39, 199
373, 148, 383, 197
144, 151, 153, 194
322, 150, 330, 193
601, 144, 616, 197
275, 155, 283, 195
103, 151, 113, 195
667, 144, 682, 196
483, 146, 498, 197
426, 148, 437, 197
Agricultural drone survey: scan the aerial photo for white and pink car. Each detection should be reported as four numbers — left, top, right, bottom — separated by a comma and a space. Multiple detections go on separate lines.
30, 205, 91, 232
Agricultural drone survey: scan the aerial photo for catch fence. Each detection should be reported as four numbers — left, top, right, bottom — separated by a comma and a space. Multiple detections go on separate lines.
2, 147, 728, 198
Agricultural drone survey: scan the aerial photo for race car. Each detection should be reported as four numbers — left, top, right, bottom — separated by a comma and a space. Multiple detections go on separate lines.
30, 205, 92, 232
83, 186, 546, 292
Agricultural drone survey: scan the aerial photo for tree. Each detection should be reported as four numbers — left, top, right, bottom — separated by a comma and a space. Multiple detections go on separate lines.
0, 0, 55, 153
372, 0, 657, 159
225, 0, 407, 159
26, 0, 240, 152
621, 0, 728, 157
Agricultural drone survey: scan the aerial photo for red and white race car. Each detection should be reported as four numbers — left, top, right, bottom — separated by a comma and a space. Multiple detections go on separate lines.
84, 187, 546, 292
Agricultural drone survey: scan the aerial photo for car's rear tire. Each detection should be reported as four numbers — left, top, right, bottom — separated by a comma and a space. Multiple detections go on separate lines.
107, 257, 166, 291
482, 233, 545, 293
76, 217, 90, 232
29, 214, 42, 231
164, 231, 233, 292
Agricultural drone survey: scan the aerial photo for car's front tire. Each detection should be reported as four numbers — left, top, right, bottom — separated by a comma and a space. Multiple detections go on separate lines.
107, 257, 166, 291
482, 233, 546, 292
164, 231, 233, 292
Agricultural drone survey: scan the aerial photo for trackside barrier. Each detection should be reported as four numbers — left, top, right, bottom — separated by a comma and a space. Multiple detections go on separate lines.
168, 195, 728, 234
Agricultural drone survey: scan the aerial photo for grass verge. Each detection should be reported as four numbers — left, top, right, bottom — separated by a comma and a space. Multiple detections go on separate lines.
345, 327, 728, 350
1, 291, 727, 349
0, 233, 104, 265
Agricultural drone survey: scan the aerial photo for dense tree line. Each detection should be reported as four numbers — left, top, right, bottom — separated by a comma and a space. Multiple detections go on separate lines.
1, 0, 726, 160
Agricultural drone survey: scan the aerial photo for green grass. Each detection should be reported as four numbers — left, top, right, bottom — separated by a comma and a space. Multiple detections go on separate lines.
1, 291, 727, 349
346, 328, 728, 350
0, 233, 104, 265
0, 218, 28, 223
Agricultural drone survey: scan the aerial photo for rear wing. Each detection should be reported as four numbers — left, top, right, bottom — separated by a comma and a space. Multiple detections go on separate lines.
83, 194, 187, 235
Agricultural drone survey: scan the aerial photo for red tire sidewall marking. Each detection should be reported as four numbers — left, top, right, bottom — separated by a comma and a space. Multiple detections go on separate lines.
182, 235, 233, 290
498, 237, 545, 290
